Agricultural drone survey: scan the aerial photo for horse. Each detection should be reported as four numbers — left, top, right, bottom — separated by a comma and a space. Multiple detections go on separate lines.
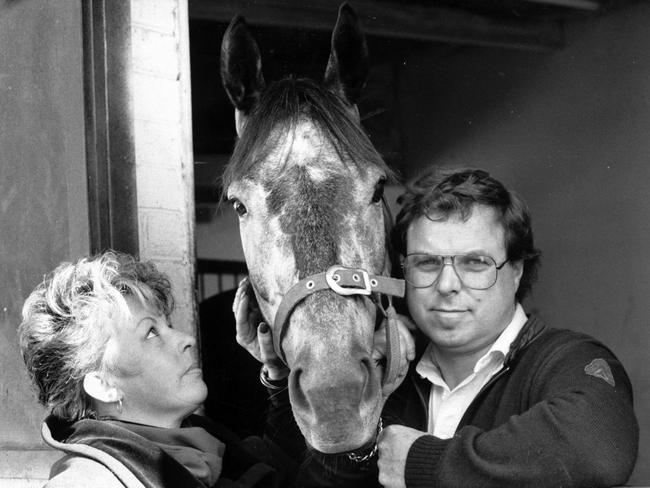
220, 4, 404, 456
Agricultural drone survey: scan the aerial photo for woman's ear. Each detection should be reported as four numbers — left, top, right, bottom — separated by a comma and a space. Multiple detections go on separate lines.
83, 372, 120, 403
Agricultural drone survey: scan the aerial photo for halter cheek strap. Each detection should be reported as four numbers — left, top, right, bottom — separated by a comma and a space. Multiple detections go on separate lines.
381, 299, 402, 388
272, 265, 405, 387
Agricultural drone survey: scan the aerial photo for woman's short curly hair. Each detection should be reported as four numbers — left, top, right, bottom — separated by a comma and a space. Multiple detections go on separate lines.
18, 251, 174, 421
392, 168, 541, 302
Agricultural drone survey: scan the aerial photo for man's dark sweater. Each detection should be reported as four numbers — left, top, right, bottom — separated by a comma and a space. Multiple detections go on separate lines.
384, 314, 639, 488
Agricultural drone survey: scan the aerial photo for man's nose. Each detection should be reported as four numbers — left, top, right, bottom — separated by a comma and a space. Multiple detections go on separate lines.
435, 262, 462, 294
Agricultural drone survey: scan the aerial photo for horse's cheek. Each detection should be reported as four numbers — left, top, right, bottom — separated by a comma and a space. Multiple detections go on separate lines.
358, 207, 386, 269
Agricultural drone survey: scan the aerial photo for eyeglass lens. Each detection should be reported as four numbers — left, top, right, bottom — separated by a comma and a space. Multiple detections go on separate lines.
403, 254, 499, 290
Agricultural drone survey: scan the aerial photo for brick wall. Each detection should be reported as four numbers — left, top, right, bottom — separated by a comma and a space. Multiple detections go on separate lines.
131, 0, 197, 337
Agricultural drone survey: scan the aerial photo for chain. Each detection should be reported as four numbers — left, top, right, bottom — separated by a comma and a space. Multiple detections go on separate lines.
346, 417, 383, 463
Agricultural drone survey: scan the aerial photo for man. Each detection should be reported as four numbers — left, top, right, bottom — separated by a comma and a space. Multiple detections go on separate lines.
377, 168, 639, 487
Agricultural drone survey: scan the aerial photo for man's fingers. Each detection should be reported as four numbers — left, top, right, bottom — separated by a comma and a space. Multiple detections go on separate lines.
372, 318, 388, 359
397, 321, 416, 361
396, 313, 417, 331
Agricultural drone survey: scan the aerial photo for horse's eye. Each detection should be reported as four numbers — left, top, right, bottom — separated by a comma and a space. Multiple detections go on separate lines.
371, 177, 386, 204
230, 198, 248, 217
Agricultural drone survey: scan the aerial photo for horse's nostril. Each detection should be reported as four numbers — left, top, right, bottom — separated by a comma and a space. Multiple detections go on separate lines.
360, 356, 371, 380
360, 356, 376, 401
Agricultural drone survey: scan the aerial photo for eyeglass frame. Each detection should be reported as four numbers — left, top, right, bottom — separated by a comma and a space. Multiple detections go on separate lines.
400, 253, 511, 290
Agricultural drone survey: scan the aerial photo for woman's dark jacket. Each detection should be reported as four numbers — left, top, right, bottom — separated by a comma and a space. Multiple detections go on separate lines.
42, 414, 294, 488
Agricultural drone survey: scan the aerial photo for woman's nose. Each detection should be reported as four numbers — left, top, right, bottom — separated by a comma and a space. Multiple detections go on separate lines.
174, 329, 196, 351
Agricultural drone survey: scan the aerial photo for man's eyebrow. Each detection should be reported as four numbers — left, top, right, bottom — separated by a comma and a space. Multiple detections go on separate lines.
464, 249, 493, 255
408, 249, 494, 256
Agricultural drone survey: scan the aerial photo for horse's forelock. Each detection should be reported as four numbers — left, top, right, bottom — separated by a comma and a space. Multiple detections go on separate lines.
221, 77, 393, 194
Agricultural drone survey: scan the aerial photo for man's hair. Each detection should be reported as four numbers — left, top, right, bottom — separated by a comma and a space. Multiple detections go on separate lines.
18, 251, 174, 421
392, 168, 541, 301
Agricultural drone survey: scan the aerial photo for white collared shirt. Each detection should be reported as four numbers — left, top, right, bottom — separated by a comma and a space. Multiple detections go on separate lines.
415, 304, 528, 439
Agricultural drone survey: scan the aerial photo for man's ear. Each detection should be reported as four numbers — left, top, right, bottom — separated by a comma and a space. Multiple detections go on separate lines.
83, 372, 120, 403
511, 259, 524, 291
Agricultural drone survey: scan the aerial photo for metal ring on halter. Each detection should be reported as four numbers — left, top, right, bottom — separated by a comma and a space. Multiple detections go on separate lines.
346, 417, 383, 463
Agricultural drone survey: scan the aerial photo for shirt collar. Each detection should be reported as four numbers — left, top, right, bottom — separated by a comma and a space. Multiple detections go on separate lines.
473, 303, 527, 372
416, 303, 528, 385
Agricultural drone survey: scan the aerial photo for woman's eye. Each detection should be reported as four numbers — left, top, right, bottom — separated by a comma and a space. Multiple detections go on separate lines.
229, 198, 248, 217
371, 177, 386, 204
146, 327, 159, 339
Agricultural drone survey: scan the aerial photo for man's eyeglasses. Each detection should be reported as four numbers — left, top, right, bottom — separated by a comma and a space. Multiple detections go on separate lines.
401, 253, 510, 290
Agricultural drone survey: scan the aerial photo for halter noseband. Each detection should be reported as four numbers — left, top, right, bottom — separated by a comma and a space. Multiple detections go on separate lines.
272, 265, 405, 387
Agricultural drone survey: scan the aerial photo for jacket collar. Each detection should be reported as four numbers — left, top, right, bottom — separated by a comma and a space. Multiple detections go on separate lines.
503, 313, 547, 366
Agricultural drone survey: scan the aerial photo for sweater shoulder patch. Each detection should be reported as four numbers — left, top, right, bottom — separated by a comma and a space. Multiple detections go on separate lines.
584, 358, 615, 387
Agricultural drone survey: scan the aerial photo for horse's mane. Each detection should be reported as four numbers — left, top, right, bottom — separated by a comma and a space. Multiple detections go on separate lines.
221, 77, 395, 190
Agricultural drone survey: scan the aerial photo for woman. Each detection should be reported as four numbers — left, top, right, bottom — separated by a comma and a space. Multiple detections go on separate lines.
19, 251, 290, 488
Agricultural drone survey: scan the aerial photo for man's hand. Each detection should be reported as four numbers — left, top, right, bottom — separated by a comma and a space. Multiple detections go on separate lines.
234, 277, 289, 381
377, 425, 428, 488
372, 314, 416, 397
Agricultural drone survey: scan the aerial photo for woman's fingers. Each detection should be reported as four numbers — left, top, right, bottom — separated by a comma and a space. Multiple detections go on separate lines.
257, 322, 276, 361
233, 278, 249, 320
233, 277, 263, 362
257, 323, 289, 380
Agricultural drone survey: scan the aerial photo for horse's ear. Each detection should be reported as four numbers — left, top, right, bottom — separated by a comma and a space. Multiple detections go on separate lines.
221, 15, 265, 133
323, 3, 369, 108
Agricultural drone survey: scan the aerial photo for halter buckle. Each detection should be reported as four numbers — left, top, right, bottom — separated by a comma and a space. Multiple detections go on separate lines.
325, 266, 372, 296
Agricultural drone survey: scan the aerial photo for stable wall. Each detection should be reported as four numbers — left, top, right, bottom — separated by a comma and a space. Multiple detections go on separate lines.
131, 0, 197, 339
397, 3, 650, 484
0, 1, 88, 485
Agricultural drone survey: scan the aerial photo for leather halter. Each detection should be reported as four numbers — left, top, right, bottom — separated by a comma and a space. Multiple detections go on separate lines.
272, 265, 405, 387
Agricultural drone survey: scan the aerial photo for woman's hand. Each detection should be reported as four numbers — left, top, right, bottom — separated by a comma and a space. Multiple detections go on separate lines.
234, 277, 289, 381
372, 314, 416, 397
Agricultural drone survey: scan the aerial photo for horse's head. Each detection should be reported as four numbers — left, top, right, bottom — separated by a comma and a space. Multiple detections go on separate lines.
220, 4, 396, 453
